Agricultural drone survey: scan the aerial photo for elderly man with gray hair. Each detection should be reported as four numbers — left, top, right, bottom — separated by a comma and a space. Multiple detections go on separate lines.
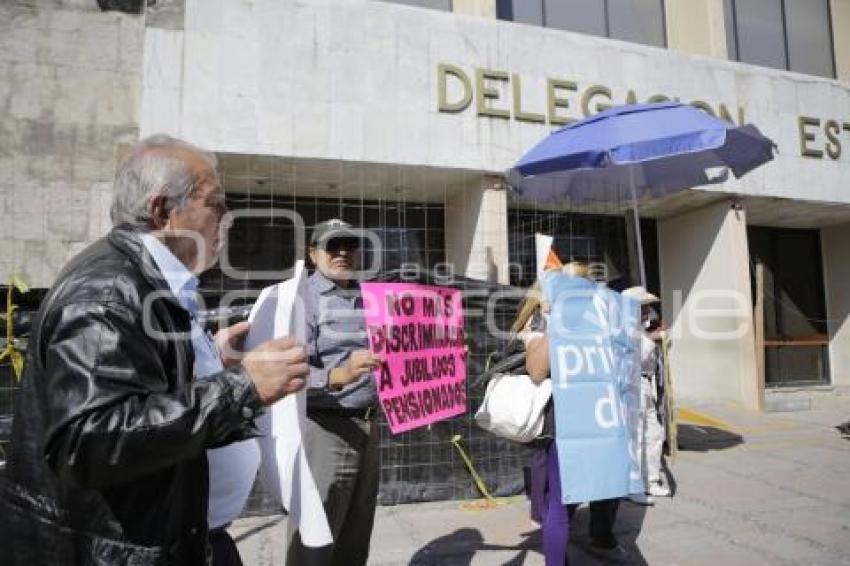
0, 135, 308, 565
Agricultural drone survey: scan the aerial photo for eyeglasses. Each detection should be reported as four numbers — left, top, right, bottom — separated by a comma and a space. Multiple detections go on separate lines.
193, 186, 229, 220
324, 237, 361, 253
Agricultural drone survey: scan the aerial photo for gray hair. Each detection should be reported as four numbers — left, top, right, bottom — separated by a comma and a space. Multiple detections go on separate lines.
110, 134, 218, 228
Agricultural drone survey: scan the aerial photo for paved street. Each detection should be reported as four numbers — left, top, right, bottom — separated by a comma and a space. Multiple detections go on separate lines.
232, 394, 850, 565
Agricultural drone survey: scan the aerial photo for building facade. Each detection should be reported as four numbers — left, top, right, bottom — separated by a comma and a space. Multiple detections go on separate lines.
2, 0, 850, 500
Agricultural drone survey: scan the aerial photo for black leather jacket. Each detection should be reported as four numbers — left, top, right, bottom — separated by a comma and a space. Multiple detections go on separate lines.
0, 225, 263, 565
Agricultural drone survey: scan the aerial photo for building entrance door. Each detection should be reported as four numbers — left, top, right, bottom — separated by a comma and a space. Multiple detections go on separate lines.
748, 226, 830, 387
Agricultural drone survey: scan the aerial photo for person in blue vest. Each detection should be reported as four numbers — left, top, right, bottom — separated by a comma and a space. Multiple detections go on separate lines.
520, 261, 630, 565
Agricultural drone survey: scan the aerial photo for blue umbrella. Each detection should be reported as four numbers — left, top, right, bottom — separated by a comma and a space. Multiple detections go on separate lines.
507, 101, 776, 285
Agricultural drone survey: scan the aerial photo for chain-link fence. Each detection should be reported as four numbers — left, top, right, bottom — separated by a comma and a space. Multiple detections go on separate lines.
0, 158, 657, 513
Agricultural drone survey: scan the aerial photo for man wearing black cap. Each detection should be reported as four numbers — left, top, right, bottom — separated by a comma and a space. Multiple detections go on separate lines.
286, 219, 381, 566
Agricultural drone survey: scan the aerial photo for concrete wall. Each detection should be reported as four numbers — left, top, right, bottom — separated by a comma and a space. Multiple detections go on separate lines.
444, 175, 509, 284
141, 0, 850, 207
0, 3, 144, 288
658, 201, 760, 406
665, 0, 728, 59
821, 222, 850, 387
832, 0, 850, 82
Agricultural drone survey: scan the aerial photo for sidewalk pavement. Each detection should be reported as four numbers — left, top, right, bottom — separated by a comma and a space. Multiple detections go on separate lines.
231, 394, 850, 565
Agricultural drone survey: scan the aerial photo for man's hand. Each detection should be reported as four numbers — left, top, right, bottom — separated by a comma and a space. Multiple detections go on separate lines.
242, 337, 309, 405
214, 321, 251, 367
328, 349, 380, 390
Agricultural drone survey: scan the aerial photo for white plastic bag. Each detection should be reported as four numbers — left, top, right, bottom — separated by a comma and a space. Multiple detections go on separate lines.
474, 374, 552, 443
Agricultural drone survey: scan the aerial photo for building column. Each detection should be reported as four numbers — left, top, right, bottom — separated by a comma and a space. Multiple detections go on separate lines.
821, 223, 850, 390
444, 175, 509, 284
658, 200, 760, 408
452, 0, 497, 19
664, 0, 728, 59
831, 0, 850, 81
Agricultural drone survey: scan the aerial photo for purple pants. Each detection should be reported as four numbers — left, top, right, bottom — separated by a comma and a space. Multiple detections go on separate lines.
529, 441, 571, 566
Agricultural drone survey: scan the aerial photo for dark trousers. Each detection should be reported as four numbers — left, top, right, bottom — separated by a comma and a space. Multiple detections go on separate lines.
588, 498, 621, 548
209, 527, 243, 566
285, 412, 380, 566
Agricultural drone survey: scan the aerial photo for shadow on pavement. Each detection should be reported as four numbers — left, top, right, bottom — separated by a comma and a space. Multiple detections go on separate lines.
676, 424, 744, 452
409, 501, 650, 565
836, 420, 850, 439
409, 527, 529, 565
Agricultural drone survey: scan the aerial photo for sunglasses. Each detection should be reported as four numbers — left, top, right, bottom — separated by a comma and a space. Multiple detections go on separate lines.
323, 237, 361, 253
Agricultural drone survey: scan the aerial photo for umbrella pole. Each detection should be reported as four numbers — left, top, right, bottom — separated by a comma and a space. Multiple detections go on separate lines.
628, 171, 647, 289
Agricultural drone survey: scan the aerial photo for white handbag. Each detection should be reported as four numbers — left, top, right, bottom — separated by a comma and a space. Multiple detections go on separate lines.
474, 373, 552, 443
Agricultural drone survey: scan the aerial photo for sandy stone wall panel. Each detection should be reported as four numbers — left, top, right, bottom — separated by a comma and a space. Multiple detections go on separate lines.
0, 3, 144, 287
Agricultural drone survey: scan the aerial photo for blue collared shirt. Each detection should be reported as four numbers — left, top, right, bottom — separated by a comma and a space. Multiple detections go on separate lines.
302, 270, 378, 410
140, 233, 260, 530
139, 234, 221, 377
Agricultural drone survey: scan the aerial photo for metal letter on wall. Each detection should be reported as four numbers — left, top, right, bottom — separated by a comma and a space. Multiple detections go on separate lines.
475, 68, 511, 119
438, 64, 473, 113
824, 120, 841, 160
690, 101, 717, 117
580, 85, 612, 117
718, 104, 746, 126
547, 78, 577, 126
798, 116, 823, 159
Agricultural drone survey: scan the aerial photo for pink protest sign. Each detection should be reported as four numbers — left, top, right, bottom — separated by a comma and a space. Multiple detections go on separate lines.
360, 282, 467, 434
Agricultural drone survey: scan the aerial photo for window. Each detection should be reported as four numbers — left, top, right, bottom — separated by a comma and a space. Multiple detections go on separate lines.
377, 0, 452, 10
607, 0, 667, 47
507, 206, 660, 295
497, 0, 667, 48
748, 227, 830, 386
202, 194, 447, 303
545, 0, 607, 36
725, 0, 836, 78
507, 0, 544, 25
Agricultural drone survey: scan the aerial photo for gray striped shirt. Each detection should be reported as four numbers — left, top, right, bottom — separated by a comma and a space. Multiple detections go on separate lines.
302, 270, 378, 410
